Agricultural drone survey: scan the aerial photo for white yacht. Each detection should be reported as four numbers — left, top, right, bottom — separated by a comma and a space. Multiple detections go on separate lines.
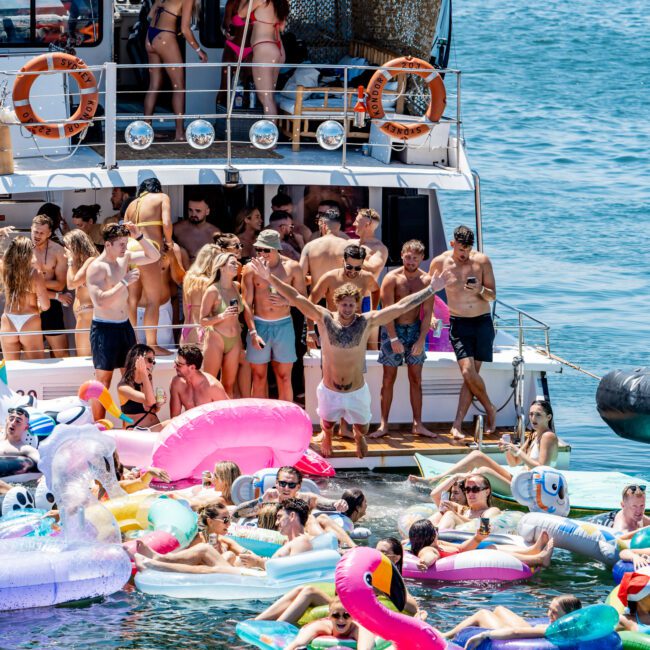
0, 0, 568, 470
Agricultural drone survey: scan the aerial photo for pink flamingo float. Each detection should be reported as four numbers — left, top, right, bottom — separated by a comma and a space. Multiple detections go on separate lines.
335, 546, 462, 650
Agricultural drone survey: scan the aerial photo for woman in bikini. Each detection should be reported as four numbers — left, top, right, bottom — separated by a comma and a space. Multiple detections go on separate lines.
117, 344, 167, 431
237, 0, 289, 119
181, 243, 220, 345
0, 235, 50, 360
218, 0, 253, 107
234, 207, 263, 262
200, 253, 251, 396
144, 0, 208, 141
63, 229, 98, 356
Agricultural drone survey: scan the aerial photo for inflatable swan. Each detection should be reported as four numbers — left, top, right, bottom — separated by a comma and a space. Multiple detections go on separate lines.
0, 360, 131, 431
335, 547, 462, 650
0, 424, 131, 610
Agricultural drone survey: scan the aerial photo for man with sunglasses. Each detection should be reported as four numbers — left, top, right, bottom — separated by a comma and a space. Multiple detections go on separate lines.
612, 485, 650, 535
250, 257, 451, 459
173, 196, 221, 264
169, 344, 228, 418
371, 239, 437, 440
306, 245, 380, 351
0, 407, 39, 463
242, 230, 307, 402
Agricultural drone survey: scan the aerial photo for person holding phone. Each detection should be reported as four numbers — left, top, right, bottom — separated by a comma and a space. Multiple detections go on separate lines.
428, 225, 497, 442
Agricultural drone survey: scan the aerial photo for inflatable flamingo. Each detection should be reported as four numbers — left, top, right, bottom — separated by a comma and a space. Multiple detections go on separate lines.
335, 547, 460, 650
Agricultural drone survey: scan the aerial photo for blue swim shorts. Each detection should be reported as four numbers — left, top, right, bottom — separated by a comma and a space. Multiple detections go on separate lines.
378, 320, 427, 367
246, 316, 297, 364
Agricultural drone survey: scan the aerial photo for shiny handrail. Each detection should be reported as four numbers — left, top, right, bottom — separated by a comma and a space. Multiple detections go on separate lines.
492, 299, 551, 357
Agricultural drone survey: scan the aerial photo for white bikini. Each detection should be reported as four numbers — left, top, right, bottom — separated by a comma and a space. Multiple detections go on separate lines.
4, 312, 38, 332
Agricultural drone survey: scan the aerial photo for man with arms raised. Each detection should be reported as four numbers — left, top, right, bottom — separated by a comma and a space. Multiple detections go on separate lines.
306, 245, 379, 351
242, 230, 307, 402
31, 214, 72, 357
173, 196, 220, 264
371, 239, 437, 439
86, 223, 159, 418
251, 258, 450, 458
299, 206, 348, 288
123, 178, 173, 354
169, 344, 228, 417
429, 225, 497, 440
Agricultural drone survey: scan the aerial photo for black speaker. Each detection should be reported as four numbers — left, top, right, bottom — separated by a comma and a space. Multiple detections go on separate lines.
382, 194, 430, 265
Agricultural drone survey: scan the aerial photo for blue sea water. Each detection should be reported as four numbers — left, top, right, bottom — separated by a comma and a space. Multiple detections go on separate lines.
2, 1, 649, 647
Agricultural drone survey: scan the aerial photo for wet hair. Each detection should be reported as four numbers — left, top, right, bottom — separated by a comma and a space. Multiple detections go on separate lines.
137, 177, 162, 196
234, 207, 261, 235
271, 192, 292, 209
212, 461, 241, 504
551, 595, 582, 617
279, 498, 309, 526
32, 214, 53, 232
276, 466, 302, 484
409, 519, 438, 557
343, 244, 366, 261
402, 239, 426, 256
2, 236, 35, 311
121, 344, 155, 387
178, 344, 203, 369
357, 207, 380, 222
63, 229, 99, 268
341, 489, 366, 520
269, 210, 292, 225
453, 225, 475, 247
377, 536, 404, 573
465, 473, 492, 507
198, 501, 229, 530
102, 223, 129, 243
333, 283, 362, 304
257, 502, 280, 530
37, 203, 63, 232
72, 204, 101, 223
183, 244, 220, 295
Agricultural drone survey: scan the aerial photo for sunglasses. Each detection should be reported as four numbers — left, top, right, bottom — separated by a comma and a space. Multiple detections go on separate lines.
227, 243, 243, 249
144, 357, 156, 365
277, 480, 299, 489
255, 247, 272, 253
464, 485, 488, 494
8, 407, 29, 418
330, 612, 351, 620
213, 516, 231, 523
344, 263, 362, 271
626, 485, 646, 494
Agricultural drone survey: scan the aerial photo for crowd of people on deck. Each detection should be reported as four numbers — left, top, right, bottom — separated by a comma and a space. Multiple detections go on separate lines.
0, 177, 501, 460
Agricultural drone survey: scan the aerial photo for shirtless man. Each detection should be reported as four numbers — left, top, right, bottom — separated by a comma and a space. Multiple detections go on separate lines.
104, 186, 135, 225
271, 191, 312, 246
0, 407, 39, 463
173, 197, 220, 264
612, 485, 650, 535
242, 230, 307, 401
169, 344, 228, 417
123, 177, 173, 354
371, 240, 436, 439
86, 223, 160, 418
31, 214, 72, 357
429, 225, 497, 440
268, 210, 302, 261
299, 208, 348, 288
306, 245, 379, 351
251, 258, 450, 458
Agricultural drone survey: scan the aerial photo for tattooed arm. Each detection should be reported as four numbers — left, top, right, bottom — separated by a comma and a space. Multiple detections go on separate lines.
368, 270, 451, 328
232, 496, 263, 518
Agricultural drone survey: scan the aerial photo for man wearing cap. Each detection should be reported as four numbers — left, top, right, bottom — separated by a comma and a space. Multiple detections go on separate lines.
618, 569, 650, 633
242, 230, 307, 401
613, 485, 650, 535
0, 407, 39, 463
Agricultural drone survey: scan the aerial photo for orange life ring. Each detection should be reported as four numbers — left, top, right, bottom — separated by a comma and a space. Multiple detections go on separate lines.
12, 53, 98, 140
366, 56, 447, 140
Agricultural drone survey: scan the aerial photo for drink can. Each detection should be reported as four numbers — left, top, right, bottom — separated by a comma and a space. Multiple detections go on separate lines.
208, 533, 217, 546
433, 318, 443, 338
155, 387, 165, 404
501, 433, 512, 444
202, 470, 212, 487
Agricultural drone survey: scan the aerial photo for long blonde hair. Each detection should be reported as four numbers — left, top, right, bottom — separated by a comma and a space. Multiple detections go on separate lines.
63, 229, 98, 269
2, 237, 35, 311
209, 253, 237, 286
213, 460, 241, 504
183, 244, 219, 296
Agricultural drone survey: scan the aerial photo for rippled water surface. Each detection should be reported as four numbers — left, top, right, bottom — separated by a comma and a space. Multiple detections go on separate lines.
3, 1, 649, 647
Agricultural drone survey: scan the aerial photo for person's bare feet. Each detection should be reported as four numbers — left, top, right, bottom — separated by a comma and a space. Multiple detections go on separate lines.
339, 419, 354, 439
540, 538, 554, 568
485, 404, 498, 434
355, 435, 368, 459
134, 553, 154, 572
368, 423, 389, 439
312, 433, 332, 458
530, 530, 550, 552
135, 539, 157, 559
450, 426, 466, 444
413, 422, 438, 438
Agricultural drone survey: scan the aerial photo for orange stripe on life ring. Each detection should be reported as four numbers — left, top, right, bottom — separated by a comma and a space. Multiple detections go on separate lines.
12, 53, 99, 140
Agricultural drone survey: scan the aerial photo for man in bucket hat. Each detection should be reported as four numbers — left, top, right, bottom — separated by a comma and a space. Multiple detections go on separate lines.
241, 230, 307, 402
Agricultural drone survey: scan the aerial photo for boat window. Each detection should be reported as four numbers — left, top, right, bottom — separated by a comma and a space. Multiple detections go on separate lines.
382, 189, 430, 265
0, 0, 102, 48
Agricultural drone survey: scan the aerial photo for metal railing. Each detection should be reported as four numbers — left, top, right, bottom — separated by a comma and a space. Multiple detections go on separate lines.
1, 59, 463, 171
492, 298, 552, 358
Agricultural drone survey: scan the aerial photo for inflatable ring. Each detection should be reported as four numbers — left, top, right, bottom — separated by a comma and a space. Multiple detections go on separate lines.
366, 56, 446, 140
12, 53, 98, 140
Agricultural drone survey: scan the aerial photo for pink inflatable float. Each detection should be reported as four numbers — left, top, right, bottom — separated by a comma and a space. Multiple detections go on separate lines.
152, 399, 313, 480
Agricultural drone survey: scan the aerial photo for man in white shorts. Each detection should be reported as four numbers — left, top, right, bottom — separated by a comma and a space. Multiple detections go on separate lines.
250, 258, 450, 458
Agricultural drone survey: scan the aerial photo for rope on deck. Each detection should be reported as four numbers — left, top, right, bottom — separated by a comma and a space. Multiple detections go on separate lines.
535, 348, 601, 380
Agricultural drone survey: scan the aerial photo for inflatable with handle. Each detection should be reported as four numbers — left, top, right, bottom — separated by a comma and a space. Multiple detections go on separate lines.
231, 467, 321, 505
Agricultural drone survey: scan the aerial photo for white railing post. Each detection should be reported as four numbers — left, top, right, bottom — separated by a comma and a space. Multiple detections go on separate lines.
104, 62, 117, 169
